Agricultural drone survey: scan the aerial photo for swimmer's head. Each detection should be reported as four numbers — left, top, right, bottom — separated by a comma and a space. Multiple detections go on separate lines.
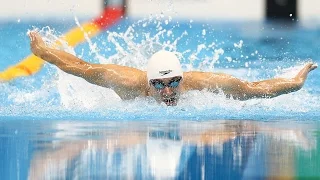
147, 50, 183, 106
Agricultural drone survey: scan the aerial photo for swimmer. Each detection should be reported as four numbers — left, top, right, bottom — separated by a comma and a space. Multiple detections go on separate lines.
29, 31, 317, 106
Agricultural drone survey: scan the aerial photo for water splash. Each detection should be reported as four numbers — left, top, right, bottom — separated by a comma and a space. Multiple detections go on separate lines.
0, 17, 319, 120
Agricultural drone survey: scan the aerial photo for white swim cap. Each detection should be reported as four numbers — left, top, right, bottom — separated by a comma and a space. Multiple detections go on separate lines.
147, 50, 183, 81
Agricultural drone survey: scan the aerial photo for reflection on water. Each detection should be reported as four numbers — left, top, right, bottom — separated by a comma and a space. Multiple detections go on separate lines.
0, 120, 319, 179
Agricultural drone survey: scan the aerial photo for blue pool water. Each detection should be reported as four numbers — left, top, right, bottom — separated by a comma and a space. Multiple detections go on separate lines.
0, 17, 320, 179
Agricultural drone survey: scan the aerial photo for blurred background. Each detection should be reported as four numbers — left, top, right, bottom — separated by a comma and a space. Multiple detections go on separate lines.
0, 0, 319, 22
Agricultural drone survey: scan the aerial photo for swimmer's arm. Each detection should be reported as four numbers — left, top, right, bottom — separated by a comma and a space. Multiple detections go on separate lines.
29, 31, 99, 78
227, 63, 317, 99
184, 69, 312, 100
224, 77, 303, 100
29, 31, 145, 89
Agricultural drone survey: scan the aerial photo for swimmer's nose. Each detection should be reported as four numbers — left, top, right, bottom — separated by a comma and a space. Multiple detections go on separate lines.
162, 87, 173, 95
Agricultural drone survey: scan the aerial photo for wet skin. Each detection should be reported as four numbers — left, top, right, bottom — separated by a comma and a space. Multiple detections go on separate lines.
148, 76, 182, 106
28, 31, 318, 106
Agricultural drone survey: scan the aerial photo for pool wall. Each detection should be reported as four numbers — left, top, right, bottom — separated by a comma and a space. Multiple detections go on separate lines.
1, 0, 320, 22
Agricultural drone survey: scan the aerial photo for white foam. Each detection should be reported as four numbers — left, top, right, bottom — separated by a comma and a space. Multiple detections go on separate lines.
1, 17, 319, 119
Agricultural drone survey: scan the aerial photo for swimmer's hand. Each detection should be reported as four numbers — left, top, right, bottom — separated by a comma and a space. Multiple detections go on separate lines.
29, 31, 47, 57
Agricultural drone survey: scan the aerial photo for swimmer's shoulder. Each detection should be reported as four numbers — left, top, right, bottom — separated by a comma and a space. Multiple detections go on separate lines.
183, 71, 231, 79
92, 63, 147, 89
182, 71, 207, 90
98, 64, 143, 73
182, 71, 228, 90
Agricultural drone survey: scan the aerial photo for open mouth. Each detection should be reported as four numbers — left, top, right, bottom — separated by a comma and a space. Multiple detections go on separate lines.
162, 98, 177, 106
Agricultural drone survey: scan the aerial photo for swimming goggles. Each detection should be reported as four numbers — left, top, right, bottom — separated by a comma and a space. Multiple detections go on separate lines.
149, 76, 182, 90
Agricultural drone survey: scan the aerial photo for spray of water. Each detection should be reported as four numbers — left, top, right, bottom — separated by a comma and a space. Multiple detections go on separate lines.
0, 15, 319, 120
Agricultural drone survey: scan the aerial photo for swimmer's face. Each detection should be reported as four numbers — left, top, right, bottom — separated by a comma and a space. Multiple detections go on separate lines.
149, 76, 183, 106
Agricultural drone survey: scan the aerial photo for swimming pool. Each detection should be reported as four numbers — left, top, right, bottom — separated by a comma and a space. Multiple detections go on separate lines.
1, 17, 320, 179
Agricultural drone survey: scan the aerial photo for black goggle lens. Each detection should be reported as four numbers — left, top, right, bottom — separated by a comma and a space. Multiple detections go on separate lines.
150, 77, 182, 90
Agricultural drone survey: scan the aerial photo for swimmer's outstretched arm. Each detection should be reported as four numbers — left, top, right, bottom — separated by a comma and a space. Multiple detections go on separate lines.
184, 63, 317, 100
29, 31, 146, 92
